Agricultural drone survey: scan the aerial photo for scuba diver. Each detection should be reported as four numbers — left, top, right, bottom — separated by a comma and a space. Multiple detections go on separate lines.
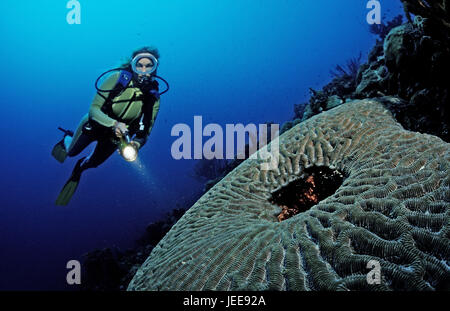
52, 47, 169, 206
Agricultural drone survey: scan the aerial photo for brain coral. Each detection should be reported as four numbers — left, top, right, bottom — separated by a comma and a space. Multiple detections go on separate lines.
128, 98, 450, 291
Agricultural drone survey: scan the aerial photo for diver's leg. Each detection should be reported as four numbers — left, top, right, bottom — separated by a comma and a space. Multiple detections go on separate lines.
55, 156, 86, 206
66, 114, 95, 157
66, 133, 94, 157
55, 140, 116, 206
52, 114, 93, 163
78, 139, 118, 170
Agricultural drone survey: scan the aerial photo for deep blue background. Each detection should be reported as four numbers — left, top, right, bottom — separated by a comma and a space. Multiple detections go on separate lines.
0, 0, 403, 290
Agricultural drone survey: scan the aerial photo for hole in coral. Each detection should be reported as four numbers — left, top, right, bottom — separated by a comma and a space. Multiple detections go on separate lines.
269, 166, 346, 222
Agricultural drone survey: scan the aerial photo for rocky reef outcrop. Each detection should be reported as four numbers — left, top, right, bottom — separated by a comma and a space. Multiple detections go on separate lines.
80, 208, 186, 291
291, 15, 449, 142
128, 99, 450, 291
401, 0, 450, 30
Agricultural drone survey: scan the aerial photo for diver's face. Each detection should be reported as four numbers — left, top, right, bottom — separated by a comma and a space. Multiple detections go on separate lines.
136, 58, 153, 77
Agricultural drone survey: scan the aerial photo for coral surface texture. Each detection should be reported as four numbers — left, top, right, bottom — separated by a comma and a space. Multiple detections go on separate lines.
128, 98, 450, 291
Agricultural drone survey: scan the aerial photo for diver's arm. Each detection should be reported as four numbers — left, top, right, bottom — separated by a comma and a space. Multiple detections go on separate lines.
134, 99, 160, 148
89, 72, 121, 127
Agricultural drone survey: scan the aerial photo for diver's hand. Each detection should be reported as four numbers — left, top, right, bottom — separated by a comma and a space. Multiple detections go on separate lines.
113, 121, 128, 137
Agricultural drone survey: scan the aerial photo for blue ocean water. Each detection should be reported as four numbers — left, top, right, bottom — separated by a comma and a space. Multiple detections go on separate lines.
0, 0, 404, 290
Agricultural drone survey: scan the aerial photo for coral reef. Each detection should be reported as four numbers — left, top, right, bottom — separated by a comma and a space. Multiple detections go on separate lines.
270, 166, 346, 222
369, 15, 404, 40
401, 0, 450, 29
378, 17, 449, 140
128, 99, 450, 291
330, 52, 363, 83
80, 208, 187, 291
293, 102, 307, 120
301, 75, 355, 122
296, 15, 449, 142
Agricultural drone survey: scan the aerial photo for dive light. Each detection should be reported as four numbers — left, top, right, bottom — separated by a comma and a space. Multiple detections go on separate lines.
119, 134, 138, 162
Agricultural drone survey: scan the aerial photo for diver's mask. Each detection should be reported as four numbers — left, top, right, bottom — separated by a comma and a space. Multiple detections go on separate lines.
131, 52, 158, 85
